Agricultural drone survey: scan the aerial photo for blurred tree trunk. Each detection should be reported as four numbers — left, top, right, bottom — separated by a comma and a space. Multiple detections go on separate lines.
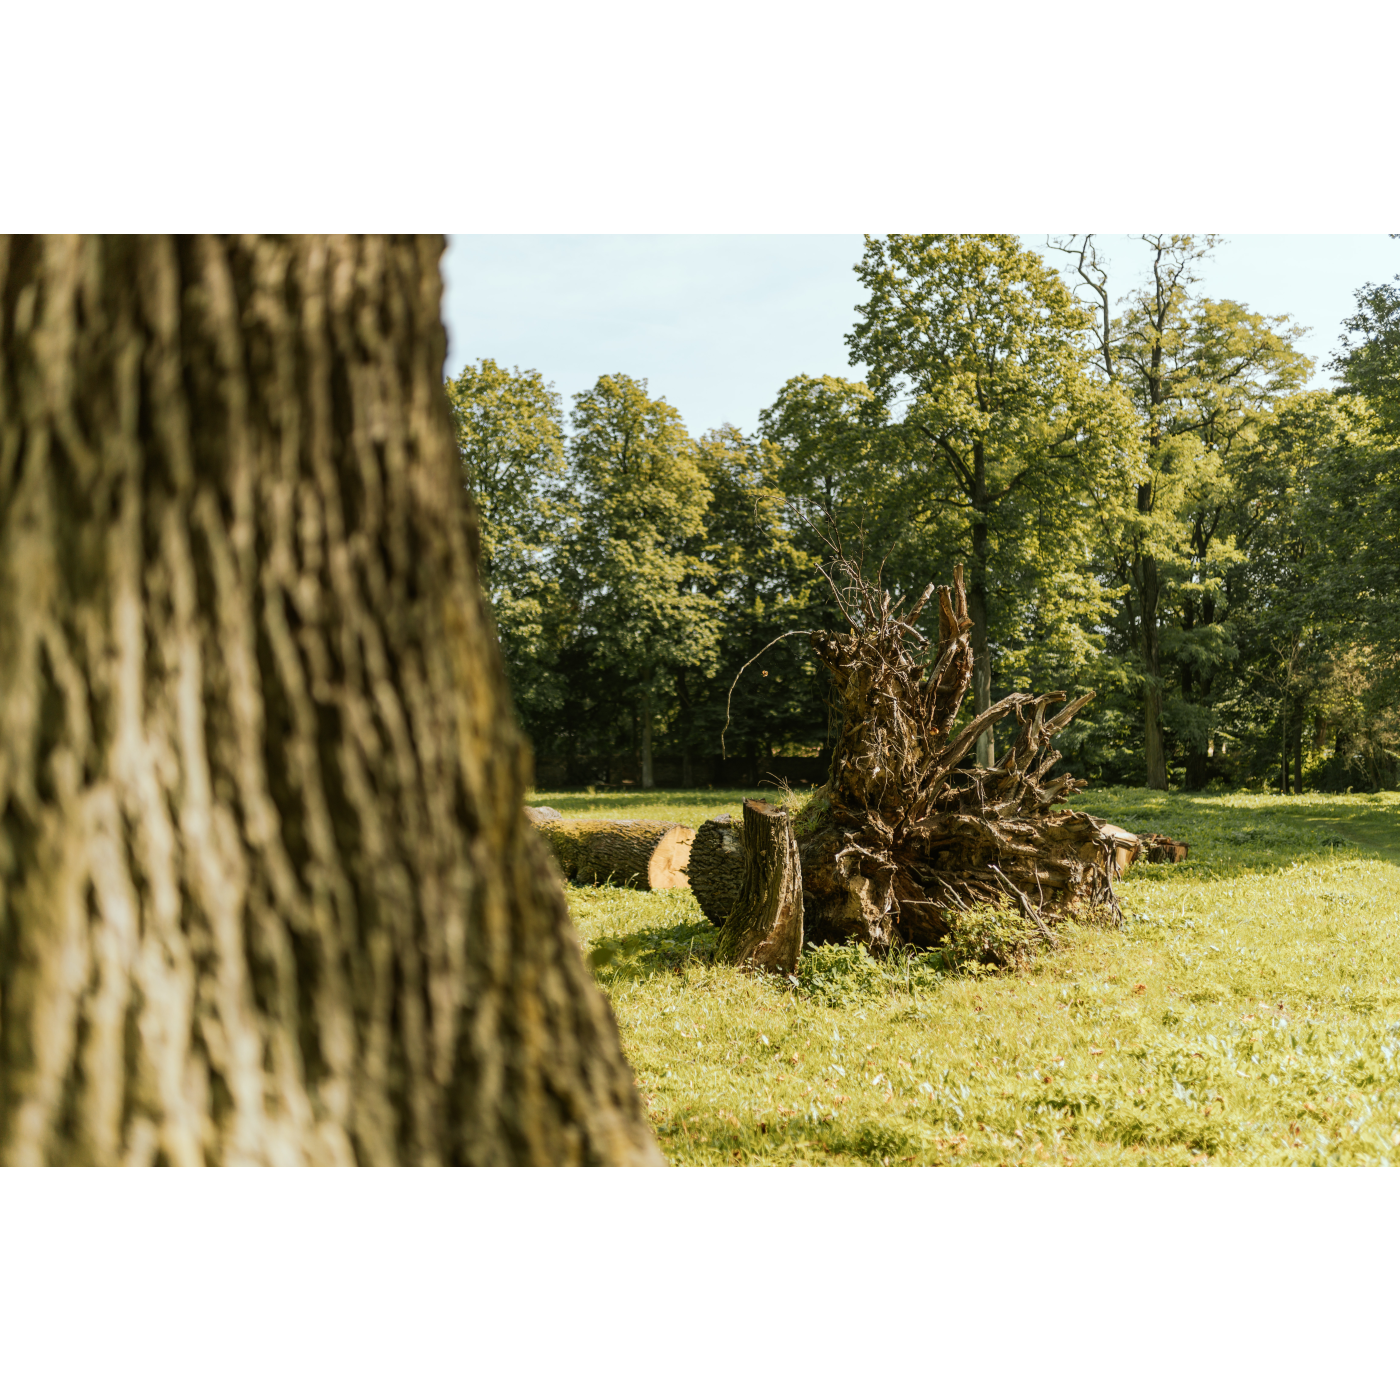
1292, 696, 1306, 795
0, 235, 662, 1166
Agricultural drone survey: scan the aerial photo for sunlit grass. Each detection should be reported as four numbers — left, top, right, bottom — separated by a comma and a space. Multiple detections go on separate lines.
540, 786, 1400, 1166
528, 787, 765, 829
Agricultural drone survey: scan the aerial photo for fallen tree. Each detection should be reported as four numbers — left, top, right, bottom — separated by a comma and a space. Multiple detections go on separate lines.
715, 554, 1129, 967
539, 818, 695, 890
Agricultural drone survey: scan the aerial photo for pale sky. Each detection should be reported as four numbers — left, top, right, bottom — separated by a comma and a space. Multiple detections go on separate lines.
440, 235, 1399, 439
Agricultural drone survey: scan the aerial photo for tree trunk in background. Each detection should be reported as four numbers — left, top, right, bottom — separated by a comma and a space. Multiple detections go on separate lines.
1184, 744, 1209, 791
1179, 594, 1214, 791
640, 684, 654, 790
1292, 696, 1306, 795
1136, 287, 1169, 791
970, 443, 996, 769
676, 672, 693, 787
1136, 547, 1168, 790
0, 235, 662, 1166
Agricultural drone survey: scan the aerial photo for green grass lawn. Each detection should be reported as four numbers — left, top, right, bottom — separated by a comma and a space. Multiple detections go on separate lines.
531, 786, 1400, 1166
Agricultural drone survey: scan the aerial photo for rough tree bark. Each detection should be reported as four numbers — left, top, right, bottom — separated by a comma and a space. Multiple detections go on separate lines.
0, 235, 662, 1166
714, 800, 803, 974
538, 818, 694, 890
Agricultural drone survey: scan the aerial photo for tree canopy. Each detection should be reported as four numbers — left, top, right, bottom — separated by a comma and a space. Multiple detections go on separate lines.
453, 234, 1400, 796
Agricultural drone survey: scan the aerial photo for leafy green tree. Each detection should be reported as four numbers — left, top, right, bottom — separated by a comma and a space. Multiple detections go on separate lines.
1333, 247, 1400, 439
681, 425, 822, 782
1058, 235, 1219, 787
1215, 392, 1363, 791
847, 234, 1138, 764
1055, 235, 1310, 787
758, 372, 967, 624
758, 375, 903, 547
446, 359, 574, 730
567, 374, 718, 788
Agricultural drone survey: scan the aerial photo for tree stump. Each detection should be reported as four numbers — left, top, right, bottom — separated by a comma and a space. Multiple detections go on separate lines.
539, 819, 695, 890
788, 557, 1124, 963
686, 815, 745, 927
1141, 833, 1189, 864
715, 800, 804, 974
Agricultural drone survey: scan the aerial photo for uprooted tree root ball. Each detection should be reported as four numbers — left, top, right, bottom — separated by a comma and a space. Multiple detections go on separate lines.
713, 552, 1136, 973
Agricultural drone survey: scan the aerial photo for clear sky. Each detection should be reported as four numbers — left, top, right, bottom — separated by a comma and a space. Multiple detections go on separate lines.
440, 235, 1399, 440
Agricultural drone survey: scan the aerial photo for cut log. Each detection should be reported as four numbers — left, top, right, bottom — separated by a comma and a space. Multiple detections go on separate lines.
1100, 823, 1145, 876
686, 815, 745, 927
715, 800, 804, 974
539, 819, 696, 890
1140, 833, 1189, 864
524, 805, 563, 824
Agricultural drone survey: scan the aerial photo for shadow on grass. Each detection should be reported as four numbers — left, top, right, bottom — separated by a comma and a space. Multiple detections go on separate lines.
586, 911, 720, 983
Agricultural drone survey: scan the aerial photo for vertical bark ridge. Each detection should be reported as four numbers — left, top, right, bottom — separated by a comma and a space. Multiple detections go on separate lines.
0, 234, 661, 1166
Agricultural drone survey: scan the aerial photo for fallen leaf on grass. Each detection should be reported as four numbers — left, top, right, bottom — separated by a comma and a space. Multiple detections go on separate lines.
1133, 983, 1147, 994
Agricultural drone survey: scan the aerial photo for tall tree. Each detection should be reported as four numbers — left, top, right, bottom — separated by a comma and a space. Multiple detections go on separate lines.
1333, 246, 1400, 439
685, 425, 818, 782
1056, 234, 1218, 787
847, 235, 1136, 764
1054, 234, 1309, 787
445, 358, 574, 734
0, 235, 661, 1165
1219, 392, 1362, 791
568, 374, 717, 789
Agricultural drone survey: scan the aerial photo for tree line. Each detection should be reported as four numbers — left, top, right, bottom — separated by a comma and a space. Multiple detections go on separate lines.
451, 234, 1400, 794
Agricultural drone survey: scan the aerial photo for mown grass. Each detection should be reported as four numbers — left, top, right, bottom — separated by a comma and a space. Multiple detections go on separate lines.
531, 786, 1400, 1166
